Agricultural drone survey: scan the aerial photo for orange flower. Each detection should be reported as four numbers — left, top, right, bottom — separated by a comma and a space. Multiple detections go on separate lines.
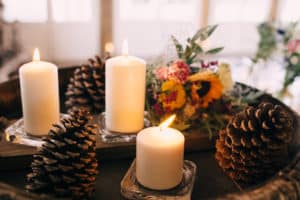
158, 80, 186, 111
189, 71, 223, 108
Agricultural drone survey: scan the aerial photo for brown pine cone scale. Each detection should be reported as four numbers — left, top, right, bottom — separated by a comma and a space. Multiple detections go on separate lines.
26, 110, 98, 199
65, 55, 108, 114
216, 102, 294, 184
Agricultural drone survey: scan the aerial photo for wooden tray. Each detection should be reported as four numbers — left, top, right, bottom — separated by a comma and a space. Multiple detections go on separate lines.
0, 67, 215, 165
0, 67, 299, 199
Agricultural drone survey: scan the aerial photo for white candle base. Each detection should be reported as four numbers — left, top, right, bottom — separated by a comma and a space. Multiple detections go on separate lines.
98, 112, 151, 144
5, 114, 68, 147
105, 54, 146, 133
121, 159, 196, 200
136, 126, 185, 190
19, 59, 60, 136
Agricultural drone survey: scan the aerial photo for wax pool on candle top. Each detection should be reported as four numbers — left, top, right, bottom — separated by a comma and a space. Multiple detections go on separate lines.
19, 48, 60, 136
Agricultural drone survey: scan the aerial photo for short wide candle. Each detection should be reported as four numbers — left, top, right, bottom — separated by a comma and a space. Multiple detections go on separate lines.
105, 41, 146, 133
19, 49, 60, 136
136, 126, 185, 190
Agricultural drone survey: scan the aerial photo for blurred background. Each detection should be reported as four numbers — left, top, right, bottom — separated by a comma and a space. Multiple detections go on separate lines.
0, 0, 300, 109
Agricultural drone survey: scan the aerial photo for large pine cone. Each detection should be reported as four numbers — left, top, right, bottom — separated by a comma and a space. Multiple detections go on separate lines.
26, 110, 98, 199
215, 102, 294, 184
65, 55, 107, 114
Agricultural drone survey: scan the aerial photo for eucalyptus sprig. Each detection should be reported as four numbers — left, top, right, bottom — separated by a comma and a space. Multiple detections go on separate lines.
253, 22, 298, 64
171, 25, 223, 65
252, 23, 277, 63
280, 52, 300, 96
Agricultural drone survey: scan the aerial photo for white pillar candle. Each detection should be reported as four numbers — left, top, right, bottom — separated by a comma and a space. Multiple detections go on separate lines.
105, 40, 146, 133
19, 48, 60, 136
136, 115, 185, 190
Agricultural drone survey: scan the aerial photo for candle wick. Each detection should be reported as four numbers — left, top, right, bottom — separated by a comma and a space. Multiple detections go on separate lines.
122, 39, 129, 56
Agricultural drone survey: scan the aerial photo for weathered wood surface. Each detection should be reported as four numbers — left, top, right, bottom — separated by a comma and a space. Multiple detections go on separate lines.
0, 182, 55, 200
0, 68, 299, 199
0, 131, 215, 170
218, 152, 300, 200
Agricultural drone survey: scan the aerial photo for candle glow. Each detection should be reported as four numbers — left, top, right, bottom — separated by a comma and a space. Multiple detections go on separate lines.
105, 42, 114, 53
33, 48, 40, 62
19, 47, 60, 136
105, 39, 146, 133
159, 114, 176, 130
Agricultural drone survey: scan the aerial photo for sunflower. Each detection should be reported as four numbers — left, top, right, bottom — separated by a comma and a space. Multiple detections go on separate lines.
188, 71, 223, 108
158, 80, 186, 111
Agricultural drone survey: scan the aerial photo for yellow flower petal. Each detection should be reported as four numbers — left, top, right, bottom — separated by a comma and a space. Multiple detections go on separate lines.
159, 80, 186, 111
188, 70, 223, 108
188, 70, 215, 82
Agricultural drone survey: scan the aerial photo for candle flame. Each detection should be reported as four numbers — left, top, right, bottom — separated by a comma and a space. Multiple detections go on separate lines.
122, 39, 129, 56
33, 48, 40, 61
159, 114, 176, 130
105, 42, 114, 53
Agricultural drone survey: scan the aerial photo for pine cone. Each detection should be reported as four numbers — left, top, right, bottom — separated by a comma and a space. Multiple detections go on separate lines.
0, 116, 9, 132
65, 55, 108, 114
26, 109, 98, 199
215, 102, 294, 184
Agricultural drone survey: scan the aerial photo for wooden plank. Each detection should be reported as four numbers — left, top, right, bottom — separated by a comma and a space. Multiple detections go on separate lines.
0, 182, 54, 200
269, 0, 279, 22
0, 130, 215, 170
0, 65, 215, 169
100, 0, 113, 56
220, 153, 300, 200
201, 0, 210, 27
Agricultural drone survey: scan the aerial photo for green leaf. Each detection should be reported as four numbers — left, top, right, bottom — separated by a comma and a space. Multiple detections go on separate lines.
252, 22, 277, 63
205, 47, 224, 54
241, 91, 265, 104
184, 45, 192, 59
170, 25, 221, 65
171, 35, 183, 58
192, 25, 218, 42
192, 43, 203, 53
188, 54, 198, 64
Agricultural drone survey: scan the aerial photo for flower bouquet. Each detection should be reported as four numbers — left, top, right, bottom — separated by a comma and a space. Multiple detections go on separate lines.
281, 26, 300, 95
146, 25, 241, 137
252, 21, 300, 96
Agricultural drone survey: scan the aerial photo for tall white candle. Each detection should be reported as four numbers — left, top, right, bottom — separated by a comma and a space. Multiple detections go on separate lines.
105, 40, 146, 133
19, 48, 60, 136
136, 115, 185, 190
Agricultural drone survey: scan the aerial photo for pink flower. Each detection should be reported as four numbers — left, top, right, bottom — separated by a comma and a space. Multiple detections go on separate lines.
201, 60, 218, 68
168, 60, 191, 83
155, 60, 191, 83
287, 39, 300, 53
155, 66, 169, 80
201, 62, 209, 68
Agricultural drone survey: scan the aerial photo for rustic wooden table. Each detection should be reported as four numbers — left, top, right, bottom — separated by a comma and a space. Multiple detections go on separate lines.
0, 150, 238, 200
0, 67, 299, 200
